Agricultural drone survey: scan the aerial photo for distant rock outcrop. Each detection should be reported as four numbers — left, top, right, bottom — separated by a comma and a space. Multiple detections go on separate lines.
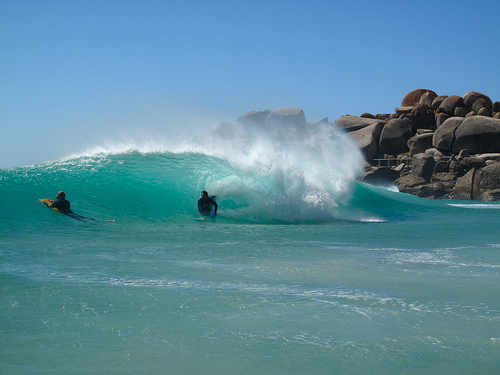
237, 109, 270, 126
235, 89, 500, 202
266, 107, 306, 128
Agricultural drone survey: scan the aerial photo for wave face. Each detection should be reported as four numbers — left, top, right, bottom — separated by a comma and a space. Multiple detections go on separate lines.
2, 121, 369, 223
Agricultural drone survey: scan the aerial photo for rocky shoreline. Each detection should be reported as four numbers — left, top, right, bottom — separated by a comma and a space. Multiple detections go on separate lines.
237, 89, 500, 201
336, 89, 500, 201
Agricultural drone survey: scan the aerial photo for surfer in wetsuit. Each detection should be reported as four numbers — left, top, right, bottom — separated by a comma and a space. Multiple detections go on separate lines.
198, 191, 218, 216
49, 191, 72, 213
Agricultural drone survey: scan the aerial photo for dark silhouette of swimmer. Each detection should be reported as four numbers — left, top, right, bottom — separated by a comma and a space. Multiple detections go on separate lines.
198, 191, 218, 216
48, 191, 73, 213
40, 191, 114, 222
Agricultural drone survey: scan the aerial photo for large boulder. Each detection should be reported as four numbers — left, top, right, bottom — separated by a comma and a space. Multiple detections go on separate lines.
419, 91, 438, 106
237, 110, 270, 126
431, 95, 448, 109
395, 173, 452, 199
477, 153, 500, 163
477, 107, 492, 117
411, 104, 435, 129
334, 115, 386, 133
408, 133, 434, 157
433, 117, 464, 151
477, 162, 500, 189
454, 107, 470, 117
438, 95, 464, 115
374, 113, 392, 120
452, 116, 500, 154
401, 89, 437, 107
395, 106, 413, 115
266, 107, 306, 128
452, 161, 495, 200
449, 156, 486, 177
411, 154, 435, 182
435, 113, 450, 128
379, 119, 414, 156
473, 162, 500, 201
454, 169, 477, 200
395, 174, 427, 194
477, 189, 500, 201
472, 97, 492, 113
463, 91, 492, 109
346, 121, 385, 162
360, 167, 401, 185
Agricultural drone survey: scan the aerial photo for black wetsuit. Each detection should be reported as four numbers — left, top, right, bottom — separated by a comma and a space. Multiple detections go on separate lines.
50, 198, 72, 213
198, 197, 217, 216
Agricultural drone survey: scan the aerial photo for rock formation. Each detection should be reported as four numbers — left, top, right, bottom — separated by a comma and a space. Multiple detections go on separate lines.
335, 89, 500, 201
234, 89, 500, 201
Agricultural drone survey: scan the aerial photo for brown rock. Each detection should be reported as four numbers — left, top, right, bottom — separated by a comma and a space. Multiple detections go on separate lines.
477, 189, 500, 201
454, 107, 470, 117
334, 115, 386, 133
379, 119, 414, 156
472, 98, 491, 113
395, 173, 427, 193
419, 91, 438, 106
407, 133, 434, 157
411, 103, 430, 116
411, 154, 436, 182
433, 117, 464, 151
360, 113, 374, 118
477, 107, 491, 117
454, 169, 477, 200
436, 113, 450, 128
394, 174, 452, 199
463, 91, 492, 109
453, 116, 500, 154
395, 106, 413, 115
402, 89, 437, 107
347, 121, 385, 163
374, 113, 392, 120
439, 95, 464, 116
477, 162, 500, 189
431, 95, 448, 109
360, 167, 401, 185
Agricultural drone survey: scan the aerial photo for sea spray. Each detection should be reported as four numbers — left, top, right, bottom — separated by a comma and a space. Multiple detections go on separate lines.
190, 119, 365, 221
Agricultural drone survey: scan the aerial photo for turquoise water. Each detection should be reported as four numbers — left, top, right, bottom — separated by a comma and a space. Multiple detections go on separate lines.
1, 123, 500, 374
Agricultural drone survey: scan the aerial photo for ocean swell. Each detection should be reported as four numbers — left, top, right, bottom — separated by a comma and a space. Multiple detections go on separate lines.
2, 120, 367, 223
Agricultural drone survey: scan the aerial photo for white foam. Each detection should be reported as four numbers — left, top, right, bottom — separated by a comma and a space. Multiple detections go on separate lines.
448, 203, 500, 209
193, 121, 365, 221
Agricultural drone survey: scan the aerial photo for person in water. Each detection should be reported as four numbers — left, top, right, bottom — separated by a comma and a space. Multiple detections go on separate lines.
198, 191, 218, 216
49, 191, 72, 213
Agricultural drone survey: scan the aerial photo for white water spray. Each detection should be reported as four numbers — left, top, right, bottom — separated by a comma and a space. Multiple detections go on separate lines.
191, 119, 365, 221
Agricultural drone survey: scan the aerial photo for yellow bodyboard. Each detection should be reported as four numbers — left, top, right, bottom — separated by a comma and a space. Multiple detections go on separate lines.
39, 198, 63, 213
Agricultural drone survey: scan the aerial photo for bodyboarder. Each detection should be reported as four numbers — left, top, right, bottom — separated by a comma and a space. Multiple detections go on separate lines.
198, 191, 218, 216
45, 191, 73, 213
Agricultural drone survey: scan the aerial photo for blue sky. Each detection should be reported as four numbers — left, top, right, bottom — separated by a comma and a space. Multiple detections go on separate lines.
1, 0, 499, 168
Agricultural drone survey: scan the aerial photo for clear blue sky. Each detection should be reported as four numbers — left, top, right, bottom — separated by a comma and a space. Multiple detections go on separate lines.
1, 0, 499, 168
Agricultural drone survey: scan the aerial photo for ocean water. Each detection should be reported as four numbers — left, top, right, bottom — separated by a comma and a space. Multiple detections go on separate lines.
1, 122, 499, 374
